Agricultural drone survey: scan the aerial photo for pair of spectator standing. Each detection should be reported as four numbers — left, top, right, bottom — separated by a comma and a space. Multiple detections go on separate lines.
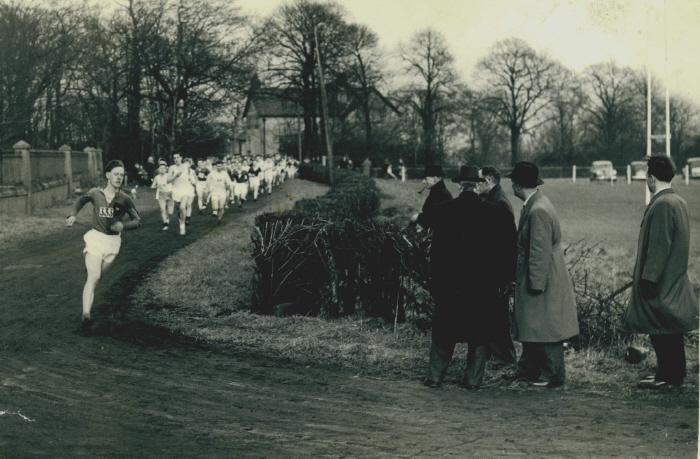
412, 157, 696, 390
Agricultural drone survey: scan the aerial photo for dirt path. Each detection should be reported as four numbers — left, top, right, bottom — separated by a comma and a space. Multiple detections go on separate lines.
1, 183, 697, 457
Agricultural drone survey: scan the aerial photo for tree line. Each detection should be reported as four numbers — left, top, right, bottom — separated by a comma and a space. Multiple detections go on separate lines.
1, 0, 698, 169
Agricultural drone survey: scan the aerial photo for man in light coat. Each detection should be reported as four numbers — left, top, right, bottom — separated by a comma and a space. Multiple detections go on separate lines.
623, 156, 698, 389
507, 162, 579, 388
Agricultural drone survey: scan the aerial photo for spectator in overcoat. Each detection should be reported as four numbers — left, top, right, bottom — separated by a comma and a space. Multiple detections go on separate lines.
414, 165, 452, 295
507, 161, 579, 388
623, 156, 699, 389
479, 165, 518, 367
412, 165, 502, 388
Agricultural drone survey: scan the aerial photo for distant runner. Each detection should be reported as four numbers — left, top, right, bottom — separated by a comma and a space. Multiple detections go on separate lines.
195, 159, 210, 214
168, 153, 196, 236
151, 160, 175, 230
207, 159, 232, 223
66, 160, 141, 335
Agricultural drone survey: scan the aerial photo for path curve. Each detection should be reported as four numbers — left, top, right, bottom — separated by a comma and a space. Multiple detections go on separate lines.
1, 181, 697, 457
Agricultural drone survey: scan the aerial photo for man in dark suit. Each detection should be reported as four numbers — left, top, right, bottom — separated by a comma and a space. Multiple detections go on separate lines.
412, 166, 503, 389
479, 166, 518, 367
417, 165, 452, 217
412, 165, 453, 295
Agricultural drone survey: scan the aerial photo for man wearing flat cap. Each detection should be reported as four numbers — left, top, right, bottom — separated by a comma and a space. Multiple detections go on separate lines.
507, 161, 579, 388
412, 165, 504, 389
623, 155, 698, 389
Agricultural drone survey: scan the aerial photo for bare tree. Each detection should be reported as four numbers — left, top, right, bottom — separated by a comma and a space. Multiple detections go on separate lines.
261, 0, 352, 158
582, 62, 639, 163
669, 95, 699, 165
477, 38, 555, 165
452, 87, 505, 166
142, 0, 258, 157
400, 28, 457, 165
345, 23, 382, 160
0, 1, 77, 147
542, 64, 586, 166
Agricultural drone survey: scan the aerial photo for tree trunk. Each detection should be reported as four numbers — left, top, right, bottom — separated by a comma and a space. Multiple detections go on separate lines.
361, 88, 372, 160
510, 128, 520, 165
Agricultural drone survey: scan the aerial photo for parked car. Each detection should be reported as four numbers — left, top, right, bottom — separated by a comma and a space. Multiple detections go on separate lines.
629, 161, 647, 181
687, 157, 700, 179
590, 160, 618, 181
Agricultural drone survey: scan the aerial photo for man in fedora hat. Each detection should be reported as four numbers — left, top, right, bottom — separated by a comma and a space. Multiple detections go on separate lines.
412, 165, 507, 389
415, 165, 452, 219
623, 155, 698, 389
507, 161, 579, 388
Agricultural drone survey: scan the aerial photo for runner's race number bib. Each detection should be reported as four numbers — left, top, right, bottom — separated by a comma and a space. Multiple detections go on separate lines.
98, 206, 114, 218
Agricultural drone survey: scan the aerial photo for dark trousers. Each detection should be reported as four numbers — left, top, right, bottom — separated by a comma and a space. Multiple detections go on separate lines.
426, 338, 492, 387
650, 334, 686, 385
517, 342, 566, 385
487, 294, 516, 365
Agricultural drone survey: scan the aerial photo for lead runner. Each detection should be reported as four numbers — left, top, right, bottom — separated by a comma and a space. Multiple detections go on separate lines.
66, 160, 141, 335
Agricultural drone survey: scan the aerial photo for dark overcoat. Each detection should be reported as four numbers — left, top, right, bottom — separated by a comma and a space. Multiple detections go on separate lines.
416, 180, 453, 290
482, 183, 514, 216
513, 190, 579, 343
623, 189, 699, 334
418, 190, 500, 343
481, 184, 517, 286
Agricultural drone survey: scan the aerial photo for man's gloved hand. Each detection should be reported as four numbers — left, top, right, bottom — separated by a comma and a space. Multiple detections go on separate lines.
640, 279, 659, 300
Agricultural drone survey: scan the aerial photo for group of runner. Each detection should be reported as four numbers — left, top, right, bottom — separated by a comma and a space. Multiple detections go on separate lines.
66, 153, 299, 335
150, 154, 299, 234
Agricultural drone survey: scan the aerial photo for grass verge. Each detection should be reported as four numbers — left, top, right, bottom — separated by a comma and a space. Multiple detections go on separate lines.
130, 176, 697, 402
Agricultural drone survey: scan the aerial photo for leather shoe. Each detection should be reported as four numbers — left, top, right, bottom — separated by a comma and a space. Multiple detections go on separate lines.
423, 378, 441, 388
637, 379, 681, 390
530, 379, 563, 389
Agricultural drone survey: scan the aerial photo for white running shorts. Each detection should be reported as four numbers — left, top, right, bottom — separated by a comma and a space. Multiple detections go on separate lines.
83, 229, 121, 260
172, 186, 195, 202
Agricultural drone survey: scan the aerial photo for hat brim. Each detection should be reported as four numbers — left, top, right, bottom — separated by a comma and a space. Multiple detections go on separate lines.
506, 175, 544, 187
451, 176, 485, 183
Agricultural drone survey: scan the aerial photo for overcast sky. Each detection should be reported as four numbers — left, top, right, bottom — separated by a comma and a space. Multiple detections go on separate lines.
236, 0, 700, 104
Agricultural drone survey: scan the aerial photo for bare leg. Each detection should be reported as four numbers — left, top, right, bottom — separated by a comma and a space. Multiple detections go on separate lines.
82, 253, 114, 319
158, 198, 169, 224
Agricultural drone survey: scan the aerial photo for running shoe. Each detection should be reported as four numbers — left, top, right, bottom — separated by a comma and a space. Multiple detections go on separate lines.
186, 217, 191, 225
80, 317, 93, 336
162, 223, 169, 231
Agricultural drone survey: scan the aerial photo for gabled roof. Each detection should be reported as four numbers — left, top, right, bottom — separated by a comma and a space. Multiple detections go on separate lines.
242, 84, 400, 120
244, 88, 302, 118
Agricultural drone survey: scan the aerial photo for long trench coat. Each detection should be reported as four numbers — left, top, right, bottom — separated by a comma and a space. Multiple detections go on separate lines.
623, 189, 699, 334
418, 190, 509, 343
513, 190, 579, 343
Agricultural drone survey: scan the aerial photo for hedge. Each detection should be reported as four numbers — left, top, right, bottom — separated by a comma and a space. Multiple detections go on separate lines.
250, 164, 433, 323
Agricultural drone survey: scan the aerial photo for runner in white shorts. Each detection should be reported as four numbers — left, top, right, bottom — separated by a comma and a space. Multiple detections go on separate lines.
248, 162, 261, 201
207, 159, 232, 222
263, 158, 275, 195
231, 166, 250, 208
66, 159, 141, 335
169, 153, 196, 235
151, 161, 174, 230
194, 159, 210, 214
